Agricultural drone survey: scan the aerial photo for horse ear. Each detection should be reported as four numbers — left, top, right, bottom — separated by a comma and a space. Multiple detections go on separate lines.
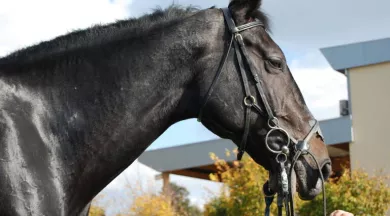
228, 0, 262, 24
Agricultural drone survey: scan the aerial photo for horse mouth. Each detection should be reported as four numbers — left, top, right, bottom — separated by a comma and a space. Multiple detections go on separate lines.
294, 159, 331, 200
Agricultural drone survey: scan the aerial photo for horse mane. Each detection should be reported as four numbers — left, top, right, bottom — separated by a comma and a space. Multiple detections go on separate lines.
0, 5, 201, 66
0, 4, 271, 68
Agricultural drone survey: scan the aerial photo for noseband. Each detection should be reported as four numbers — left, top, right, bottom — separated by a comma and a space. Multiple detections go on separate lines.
197, 8, 328, 216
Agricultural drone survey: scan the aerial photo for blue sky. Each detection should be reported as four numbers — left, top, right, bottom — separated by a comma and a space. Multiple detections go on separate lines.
1, 0, 390, 215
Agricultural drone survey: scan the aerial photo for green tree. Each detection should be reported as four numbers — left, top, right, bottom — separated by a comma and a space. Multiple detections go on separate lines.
168, 182, 202, 216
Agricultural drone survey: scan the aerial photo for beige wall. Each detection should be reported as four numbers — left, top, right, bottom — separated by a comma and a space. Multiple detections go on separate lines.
349, 62, 390, 184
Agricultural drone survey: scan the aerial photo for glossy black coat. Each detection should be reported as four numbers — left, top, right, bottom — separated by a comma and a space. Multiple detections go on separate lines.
0, 1, 331, 215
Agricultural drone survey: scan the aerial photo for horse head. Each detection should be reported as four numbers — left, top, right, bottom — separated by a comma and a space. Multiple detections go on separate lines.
196, 0, 332, 201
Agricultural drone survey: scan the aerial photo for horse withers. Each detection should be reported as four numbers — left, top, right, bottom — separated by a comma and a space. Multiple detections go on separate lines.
0, 0, 331, 215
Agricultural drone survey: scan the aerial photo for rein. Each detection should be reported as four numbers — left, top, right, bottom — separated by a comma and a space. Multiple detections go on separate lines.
197, 7, 328, 216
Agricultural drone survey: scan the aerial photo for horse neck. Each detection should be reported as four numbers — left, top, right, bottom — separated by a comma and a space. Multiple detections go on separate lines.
62, 10, 224, 212
0, 9, 224, 214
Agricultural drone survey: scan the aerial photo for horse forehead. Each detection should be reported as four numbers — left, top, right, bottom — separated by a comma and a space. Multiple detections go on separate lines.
254, 30, 284, 55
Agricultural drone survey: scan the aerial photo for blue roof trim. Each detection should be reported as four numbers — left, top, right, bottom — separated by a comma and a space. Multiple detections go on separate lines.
320, 38, 390, 72
138, 116, 352, 172
138, 139, 236, 172
319, 116, 352, 145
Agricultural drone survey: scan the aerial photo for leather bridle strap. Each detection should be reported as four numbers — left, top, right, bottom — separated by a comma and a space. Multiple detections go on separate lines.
197, 7, 267, 160
197, 36, 234, 122
234, 28, 276, 121
221, 7, 276, 160
232, 38, 254, 158
226, 7, 269, 160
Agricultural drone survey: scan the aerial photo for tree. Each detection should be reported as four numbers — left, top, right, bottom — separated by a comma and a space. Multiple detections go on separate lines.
296, 168, 390, 216
204, 150, 279, 216
204, 149, 390, 216
168, 182, 202, 216
129, 193, 175, 216
88, 205, 106, 216
127, 181, 202, 216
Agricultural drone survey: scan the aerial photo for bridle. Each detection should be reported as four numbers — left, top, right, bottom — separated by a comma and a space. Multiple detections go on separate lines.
197, 7, 329, 216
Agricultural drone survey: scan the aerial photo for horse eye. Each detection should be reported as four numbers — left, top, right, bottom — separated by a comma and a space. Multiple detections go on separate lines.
267, 58, 283, 70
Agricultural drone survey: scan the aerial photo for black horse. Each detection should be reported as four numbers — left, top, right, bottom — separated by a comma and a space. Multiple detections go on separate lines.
0, 0, 331, 215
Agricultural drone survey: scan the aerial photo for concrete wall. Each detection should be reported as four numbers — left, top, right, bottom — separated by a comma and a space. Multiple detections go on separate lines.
348, 62, 390, 184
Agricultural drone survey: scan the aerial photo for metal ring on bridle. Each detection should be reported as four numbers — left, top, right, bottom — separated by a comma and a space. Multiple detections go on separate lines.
244, 95, 256, 107
267, 117, 279, 129
276, 153, 288, 164
265, 127, 291, 154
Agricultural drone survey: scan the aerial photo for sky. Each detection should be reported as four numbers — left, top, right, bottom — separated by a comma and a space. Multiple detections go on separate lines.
1, 0, 390, 215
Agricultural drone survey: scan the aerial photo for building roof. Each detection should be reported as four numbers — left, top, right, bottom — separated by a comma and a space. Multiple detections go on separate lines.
320, 37, 390, 73
138, 138, 236, 173
138, 116, 352, 173
320, 115, 352, 145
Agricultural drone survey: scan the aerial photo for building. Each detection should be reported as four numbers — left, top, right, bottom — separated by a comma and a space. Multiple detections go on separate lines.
321, 37, 390, 183
139, 37, 390, 193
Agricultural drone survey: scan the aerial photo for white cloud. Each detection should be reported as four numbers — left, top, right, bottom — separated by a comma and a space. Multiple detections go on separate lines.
104, 160, 160, 191
0, 0, 132, 57
289, 52, 348, 120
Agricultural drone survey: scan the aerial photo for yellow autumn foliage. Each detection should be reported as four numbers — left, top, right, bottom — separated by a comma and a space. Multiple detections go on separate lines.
296, 168, 390, 215
204, 149, 390, 216
205, 149, 280, 216
89, 149, 389, 216
129, 193, 175, 216
88, 194, 106, 216
88, 205, 106, 216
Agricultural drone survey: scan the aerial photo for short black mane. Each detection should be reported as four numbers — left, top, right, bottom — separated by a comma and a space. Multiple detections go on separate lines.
0, 5, 200, 66
0, 4, 271, 67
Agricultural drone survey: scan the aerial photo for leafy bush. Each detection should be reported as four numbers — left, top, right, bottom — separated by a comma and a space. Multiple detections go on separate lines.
127, 181, 202, 216
204, 150, 279, 216
129, 193, 175, 216
297, 168, 390, 216
204, 150, 390, 216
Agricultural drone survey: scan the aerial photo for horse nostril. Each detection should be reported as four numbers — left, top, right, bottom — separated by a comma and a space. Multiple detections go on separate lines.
321, 162, 332, 181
